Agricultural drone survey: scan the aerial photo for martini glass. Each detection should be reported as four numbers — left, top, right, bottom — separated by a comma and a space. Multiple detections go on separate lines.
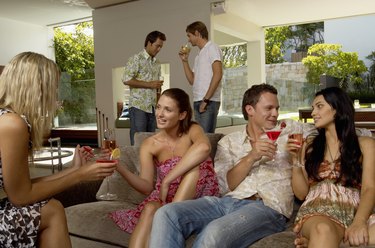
265, 121, 286, 161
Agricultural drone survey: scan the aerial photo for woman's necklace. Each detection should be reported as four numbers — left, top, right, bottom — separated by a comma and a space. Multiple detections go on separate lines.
165, 136, 181, 157
326, 144, 339, 170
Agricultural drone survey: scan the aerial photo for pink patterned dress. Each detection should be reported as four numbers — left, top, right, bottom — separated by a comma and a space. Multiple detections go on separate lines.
294, 160, 375, 233
109, 156, 219, 233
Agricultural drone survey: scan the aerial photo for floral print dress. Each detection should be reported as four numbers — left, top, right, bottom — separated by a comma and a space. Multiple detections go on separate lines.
294, 160, 375, 233
109, 156, 219, 233
0, 108, 48, 247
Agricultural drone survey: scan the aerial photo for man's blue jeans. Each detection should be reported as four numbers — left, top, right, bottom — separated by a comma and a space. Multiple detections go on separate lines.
149, 196, 287, 248
129, 107, 156, 145
193, 100, 220, 133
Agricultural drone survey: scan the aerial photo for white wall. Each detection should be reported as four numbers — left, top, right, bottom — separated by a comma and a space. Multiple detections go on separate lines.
0, 17, 54, 64
93, 0, 214, 146
325, 14, 375, 67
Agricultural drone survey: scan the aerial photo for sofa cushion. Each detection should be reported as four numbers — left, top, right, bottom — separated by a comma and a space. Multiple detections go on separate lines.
66, 201, 134, 247
70, 235, 123, 248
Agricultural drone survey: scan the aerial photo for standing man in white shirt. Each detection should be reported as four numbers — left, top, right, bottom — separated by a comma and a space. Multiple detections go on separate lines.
179, 21, 222, 133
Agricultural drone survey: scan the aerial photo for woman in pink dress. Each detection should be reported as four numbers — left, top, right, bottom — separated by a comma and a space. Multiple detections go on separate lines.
109, 88, 219, 248
287, 87, 375, 248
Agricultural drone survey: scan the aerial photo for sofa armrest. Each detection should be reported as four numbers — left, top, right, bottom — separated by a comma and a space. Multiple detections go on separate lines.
54, 180, 103, 208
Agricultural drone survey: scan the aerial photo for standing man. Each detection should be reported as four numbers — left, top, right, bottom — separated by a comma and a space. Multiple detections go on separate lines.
123, 31, 166, 145
179, 21, 222, 133
149, 84, 312, 247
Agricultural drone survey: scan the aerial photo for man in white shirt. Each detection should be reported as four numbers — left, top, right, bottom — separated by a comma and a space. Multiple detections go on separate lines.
179, 21, 222, 133
149, 84, 311, 247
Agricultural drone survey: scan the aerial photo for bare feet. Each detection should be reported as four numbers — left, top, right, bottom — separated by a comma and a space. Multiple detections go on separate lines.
294, 236, 309, 248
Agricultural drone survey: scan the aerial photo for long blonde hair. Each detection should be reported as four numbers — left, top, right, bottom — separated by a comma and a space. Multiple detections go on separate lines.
0, 52, 60, 149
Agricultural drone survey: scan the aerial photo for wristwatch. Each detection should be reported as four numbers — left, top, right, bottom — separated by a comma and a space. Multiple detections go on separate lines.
203, 98, 210, 104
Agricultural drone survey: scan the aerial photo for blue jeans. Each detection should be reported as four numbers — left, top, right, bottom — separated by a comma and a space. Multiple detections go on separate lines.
193, 101, 220, 133
149, 196, 287, 248
129, 107, 156, 145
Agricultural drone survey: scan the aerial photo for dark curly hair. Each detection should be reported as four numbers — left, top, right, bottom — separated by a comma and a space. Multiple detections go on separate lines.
144, 31, 166, 48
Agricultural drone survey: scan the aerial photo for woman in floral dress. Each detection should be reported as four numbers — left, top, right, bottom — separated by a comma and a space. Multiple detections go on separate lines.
287, 87, 375, 248
109, 88, 219, 248
0, 52, 117, 247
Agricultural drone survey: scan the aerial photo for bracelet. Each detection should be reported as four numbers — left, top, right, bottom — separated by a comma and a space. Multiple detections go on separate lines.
203, 98, 210, 104
292, 162, 304, 168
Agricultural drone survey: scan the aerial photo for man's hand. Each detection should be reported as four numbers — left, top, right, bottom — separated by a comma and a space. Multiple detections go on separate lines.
249, 138, 277, 161
179, 48, 189, 62
150, 80, 163, 89
199, 101, 208, 113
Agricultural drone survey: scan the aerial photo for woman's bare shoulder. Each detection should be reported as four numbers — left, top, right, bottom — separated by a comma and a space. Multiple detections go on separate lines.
140, 132, 165, 152
0, 112, 27, 133
0, 113, 29, 148
187, 123, 205, 136
358, 135, 375, 147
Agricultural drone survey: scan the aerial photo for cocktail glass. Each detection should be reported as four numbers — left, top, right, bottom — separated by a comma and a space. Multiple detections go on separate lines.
97, 128, 118, 201
96, 158, 118, 201
289, 122, 304, 166
181, 43, 191, 55
157, 75, 164, 97
265, 121, 286, 161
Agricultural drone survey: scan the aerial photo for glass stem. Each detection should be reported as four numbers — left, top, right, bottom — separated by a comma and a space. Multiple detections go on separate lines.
106, 177, 110, 194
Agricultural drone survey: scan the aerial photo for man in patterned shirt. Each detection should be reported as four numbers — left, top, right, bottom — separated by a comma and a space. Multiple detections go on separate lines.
149, 84, 313, 247
122, 31, 166, 145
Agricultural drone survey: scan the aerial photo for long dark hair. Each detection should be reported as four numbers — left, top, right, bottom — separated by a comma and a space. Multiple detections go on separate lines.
161, 88, 195, 135
305, 87, 362, 187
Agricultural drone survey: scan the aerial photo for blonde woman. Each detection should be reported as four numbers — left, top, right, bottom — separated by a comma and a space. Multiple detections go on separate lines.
0, 52, 117, 247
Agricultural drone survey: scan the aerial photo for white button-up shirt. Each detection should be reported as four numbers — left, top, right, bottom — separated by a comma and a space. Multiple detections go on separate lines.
214, 119, 315, 218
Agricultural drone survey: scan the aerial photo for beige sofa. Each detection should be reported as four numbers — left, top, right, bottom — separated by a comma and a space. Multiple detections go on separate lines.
63, 132, 224, 248
61, 131, 374, 248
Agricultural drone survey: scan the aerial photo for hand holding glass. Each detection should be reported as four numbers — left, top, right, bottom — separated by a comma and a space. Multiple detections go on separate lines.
157, 76, 164, 95
181, 43, 191, 55
290, 123, 304, 167
264, 121, 285, 161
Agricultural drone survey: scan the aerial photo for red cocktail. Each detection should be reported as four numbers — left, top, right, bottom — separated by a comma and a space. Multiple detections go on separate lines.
265, 130, 282, 142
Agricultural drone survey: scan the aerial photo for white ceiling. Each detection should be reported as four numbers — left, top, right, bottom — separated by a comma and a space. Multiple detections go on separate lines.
0, 0, 91, 26
0, 0, 133, 27
0, 0, 375, 27
225, 0, 375, 27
